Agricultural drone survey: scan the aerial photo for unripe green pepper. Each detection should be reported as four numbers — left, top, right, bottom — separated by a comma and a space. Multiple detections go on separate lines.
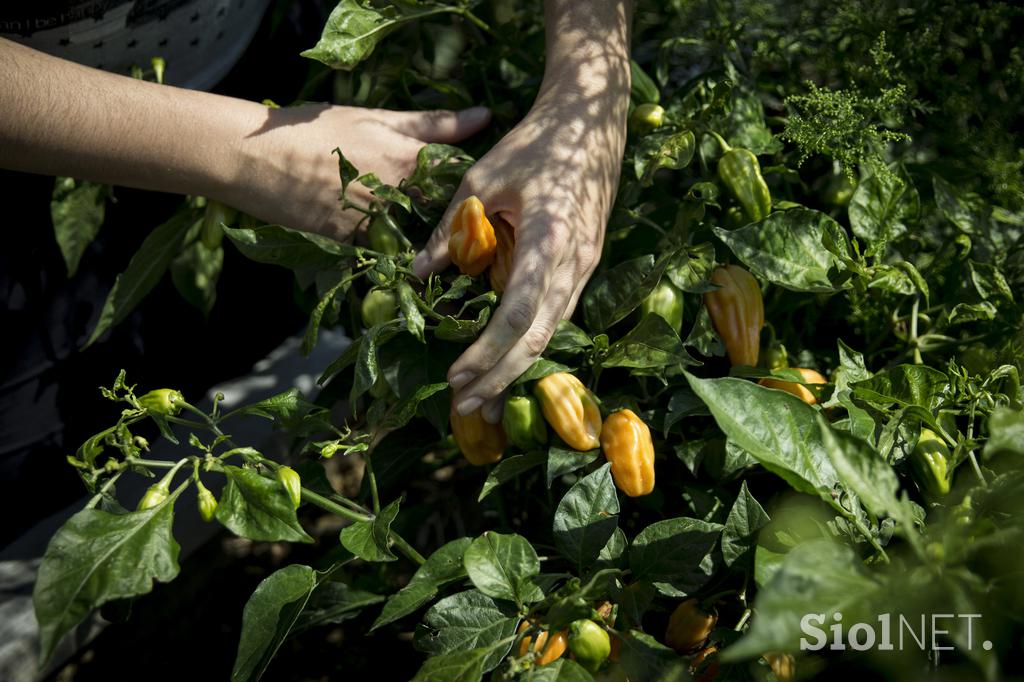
196, 480, 218, 522
368, 215, 400, 256
715, 137, 771, 223
629, 103, 665, 134
568, 619, 611, 672
201, 200, 237, 249
139, 389, 184, 416
361, 289, 398, 328
276, 466, 303, 509
761, 343, 789, 372
502, 395, 548, 450
912, 428, 951, 497
640, 278, 684, 332
629, 60, 660, 105
137, 482, 169, 511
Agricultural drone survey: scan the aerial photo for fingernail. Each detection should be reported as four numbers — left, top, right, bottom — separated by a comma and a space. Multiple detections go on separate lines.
449, 371, 475, 390
456, 395, 484, 416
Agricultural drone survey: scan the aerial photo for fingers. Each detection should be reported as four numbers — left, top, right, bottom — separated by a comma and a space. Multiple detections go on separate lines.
385, 106, 491, 143
453, 261, 577, 418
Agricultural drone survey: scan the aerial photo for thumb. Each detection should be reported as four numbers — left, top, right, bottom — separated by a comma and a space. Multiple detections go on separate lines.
390, 106, 491, 143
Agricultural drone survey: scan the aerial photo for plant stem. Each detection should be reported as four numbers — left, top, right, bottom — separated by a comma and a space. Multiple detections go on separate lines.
133, 458, 179, 469
302, 488, 372, 524
734, 608, 752, 631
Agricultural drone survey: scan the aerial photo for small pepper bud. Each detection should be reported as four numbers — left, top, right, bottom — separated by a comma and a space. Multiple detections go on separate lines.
361, 289, 398, 328
196, 479, 218, 522
276, 466, 302, 509
138, 389, 184, 416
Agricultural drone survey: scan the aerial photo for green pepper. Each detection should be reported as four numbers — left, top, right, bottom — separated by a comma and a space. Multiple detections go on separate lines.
368, 215, 400, 256
138, 389, 184, 416
137, 482, 169, 511
715, 136, 771, 223
196, 480, 218, 522
201, 200, 237, 249
502, 395, 548, 450
629, 103, 665, 134
640, 279, 684, 332
276, 466, 303, 509
568, 619, 611, 672
361, 289, 398, 328
629, 60, 660, 105
912, 428, 951, 497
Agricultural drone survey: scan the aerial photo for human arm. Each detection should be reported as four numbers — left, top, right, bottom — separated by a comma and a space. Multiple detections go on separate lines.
412, 0, 633, 421
0, 37, 489, 241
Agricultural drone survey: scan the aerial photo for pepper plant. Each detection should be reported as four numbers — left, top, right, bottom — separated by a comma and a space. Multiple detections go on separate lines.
36, 1, 1024, 680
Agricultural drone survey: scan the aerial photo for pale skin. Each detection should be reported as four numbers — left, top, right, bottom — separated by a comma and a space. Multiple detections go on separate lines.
0, 0, 632, 425
419, 0, 633, 423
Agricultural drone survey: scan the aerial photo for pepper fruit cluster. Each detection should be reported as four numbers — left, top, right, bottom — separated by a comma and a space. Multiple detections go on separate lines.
517, 620, 568, 666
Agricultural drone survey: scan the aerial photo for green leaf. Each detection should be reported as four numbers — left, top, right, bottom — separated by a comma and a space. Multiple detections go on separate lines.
413, 590, 517, 671
721, 481, 770, 567
524, 658, 595, 681
50, 177, 105, 277
848, 166, 919, 255
552, 463, 621, 573
302, 274, 348, 355
84, 207, 197, 347
231, 565, 318, 682
547, 320, 594, 354
712, 208, 851, 292
231, 389, 321, 429
514, 358, 574, 385
602, 314, 697, 370
410, 646, 496, 682
399, 280, 426, 342
546, 446, 601, 488
300, 0, 399, 70
684, 373, 840, 496
817, 416, 902, 522
850, 365, 948, 411
619, 630, 690, 682
582, 255, 665, 332
628, 516, 722, 595
478, 451, 546, 502
292, 579, 383, 634
634, 130, 696, 186
171, 241, 224, 318
372, 538, 472, 630
216, 466, 314, 543
664, 241, 717, 293
463, 532, 543, 605
34, 496, 182, 665
722, 539, 881, 661
379, 382, 449, 430
402, 144, 475, 223
223, 223, 356, 272
340, 497, 401, 562
984, 408, 1024, 460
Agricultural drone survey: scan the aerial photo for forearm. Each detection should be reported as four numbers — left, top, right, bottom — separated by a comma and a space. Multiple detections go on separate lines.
540, 0, 633, 100
0, 37, 262, 200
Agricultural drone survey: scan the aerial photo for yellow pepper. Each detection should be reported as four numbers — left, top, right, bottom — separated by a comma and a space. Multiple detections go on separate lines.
600, 409, 655, 497
450, 402, 506, 465
448, 196, 497, 276
534, 373, 602, 451
759, 367, 827, 405
665, 598, 718, 654
518, 621, 568, 665
489, 214, 515, 294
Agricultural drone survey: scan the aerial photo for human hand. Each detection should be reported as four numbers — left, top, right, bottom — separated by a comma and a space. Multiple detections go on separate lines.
412, 82, 628, 423
227, 104, 491, 241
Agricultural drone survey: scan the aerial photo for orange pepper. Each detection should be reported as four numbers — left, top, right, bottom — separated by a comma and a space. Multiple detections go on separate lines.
489, 214, 515, 294
702, 265, 764, 366
759, 367, 827, 405
518, 621, 568, 665
534, 373, 602, 451
450, 402, 506, 465
448, 196, 497, 276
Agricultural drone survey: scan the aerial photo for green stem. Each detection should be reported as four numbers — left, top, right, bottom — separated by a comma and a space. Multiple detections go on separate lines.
302, 488, 372, 524
87, 471, 124, 508
707, 130, 731, 152
910, 297, 923, 365
734, 608, 752, 631
133, 458, 179, 469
